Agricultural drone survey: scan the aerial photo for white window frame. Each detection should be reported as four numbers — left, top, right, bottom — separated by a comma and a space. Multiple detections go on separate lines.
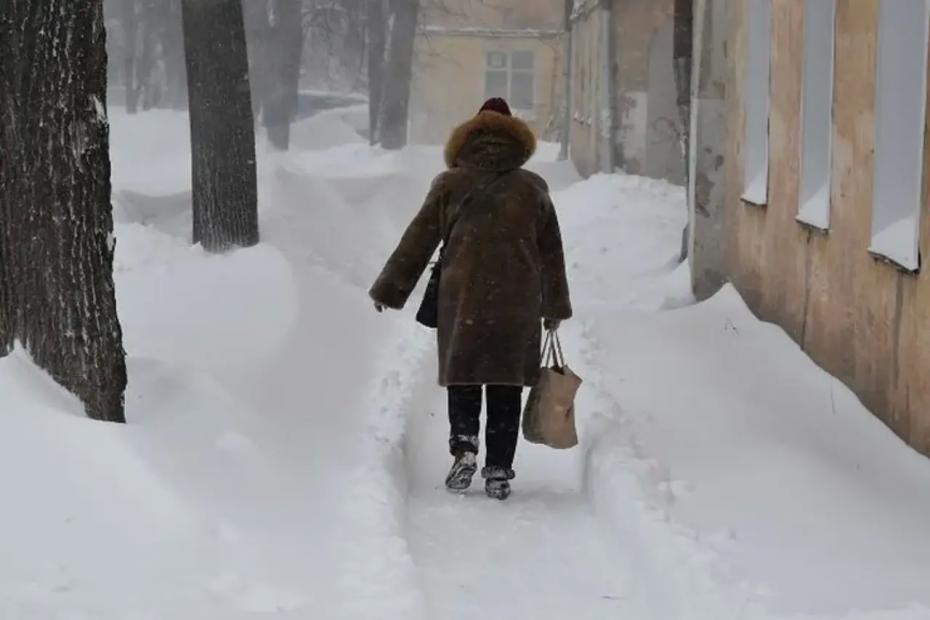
797, 0, 836, 231
484, 50, 536, 119
742, 0, 772, 206
870, 0, 930, 271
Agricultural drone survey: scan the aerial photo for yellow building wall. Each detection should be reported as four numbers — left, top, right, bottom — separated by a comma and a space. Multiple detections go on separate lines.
724, 0, 930, 455
409, 34, 565, 145
569, 0, 680, 180
569, 8, 607, 176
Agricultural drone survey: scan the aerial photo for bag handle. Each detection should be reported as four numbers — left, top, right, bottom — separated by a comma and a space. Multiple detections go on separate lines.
543, 328, 566, 369
542, 329, 554, 367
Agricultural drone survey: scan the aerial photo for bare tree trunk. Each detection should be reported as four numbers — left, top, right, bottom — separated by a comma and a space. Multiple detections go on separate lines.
379, 0, 419, 150
264, 0, 305, 151
244, 0, 273, 123
164, 0, 188, 110
122, 0, 140, 113
182, 0, 259, 251
137, 0, 159, 110
368, 0, 386, 145
0, 0, 128, 422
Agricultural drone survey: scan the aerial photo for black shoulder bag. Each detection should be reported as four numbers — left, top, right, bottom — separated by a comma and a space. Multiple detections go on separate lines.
416, 173, 506, 328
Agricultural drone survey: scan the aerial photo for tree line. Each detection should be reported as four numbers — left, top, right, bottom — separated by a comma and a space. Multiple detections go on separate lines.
0, 0, 421, 423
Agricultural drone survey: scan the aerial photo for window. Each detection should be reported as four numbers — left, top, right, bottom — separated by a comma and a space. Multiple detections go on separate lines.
742, 0, 772, 205
485, 50, 536, 115
870, 0, 930, 271
798, 0, 836, 230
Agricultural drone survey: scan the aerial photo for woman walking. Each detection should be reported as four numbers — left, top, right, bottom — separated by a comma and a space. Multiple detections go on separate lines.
370, 98, 572, 500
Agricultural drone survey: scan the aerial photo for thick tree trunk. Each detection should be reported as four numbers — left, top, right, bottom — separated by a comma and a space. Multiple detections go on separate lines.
379, 0, 419, 150
368, 0, 387, 145
263, 0, 304, 151
182, 0, 259, 251
0, 0, 128, 422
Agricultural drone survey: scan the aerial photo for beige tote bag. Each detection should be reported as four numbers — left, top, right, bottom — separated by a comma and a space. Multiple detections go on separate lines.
522, 330, 582, 449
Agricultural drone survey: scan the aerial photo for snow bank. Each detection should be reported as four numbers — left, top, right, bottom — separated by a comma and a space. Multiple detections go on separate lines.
549, 166, 930, 619
1, 109, 430, 618
557, 173, 687, 309
334, 319, 432, 620
585, 285, 930, 617
115, 223, 298, 374
289, 106, 367, 151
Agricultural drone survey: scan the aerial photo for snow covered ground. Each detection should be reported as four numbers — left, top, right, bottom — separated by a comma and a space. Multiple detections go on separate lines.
1, 108, 929, 619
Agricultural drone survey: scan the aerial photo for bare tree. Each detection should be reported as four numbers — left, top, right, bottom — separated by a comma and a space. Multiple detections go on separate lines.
120, 0, 141, 112
265, 0, 305, 150
0, 0, 128, 422
297, 1, 369, 95
182, 0, 259, 251
244, 1, 305, 150
114, 0, 186, 112
368, 0, 387, 144
379, 0, 419, 149
163, 0, 188, 109
135, 0, 160, 110
244, 0, 275, 121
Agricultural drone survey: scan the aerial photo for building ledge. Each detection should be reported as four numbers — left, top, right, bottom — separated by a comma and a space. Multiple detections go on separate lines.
795, 216, 829, 236
867, 250, 920, 276
419, 26, 565, 38
740, 196, 767, 208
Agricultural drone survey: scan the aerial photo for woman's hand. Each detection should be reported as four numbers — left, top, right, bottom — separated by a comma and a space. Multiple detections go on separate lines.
543, 318, 561, 331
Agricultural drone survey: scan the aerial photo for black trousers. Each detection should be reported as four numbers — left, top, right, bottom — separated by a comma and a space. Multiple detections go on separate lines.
448, 385, 523, 470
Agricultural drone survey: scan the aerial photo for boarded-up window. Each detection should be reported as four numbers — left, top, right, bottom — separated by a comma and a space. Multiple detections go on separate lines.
798, 0, 836, 230
870, 0, 930, 271
485, 50, 536, 116
742, 0, 771, 206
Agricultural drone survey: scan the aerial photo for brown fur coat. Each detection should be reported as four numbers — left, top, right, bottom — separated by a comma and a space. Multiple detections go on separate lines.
370, 111, 572, 387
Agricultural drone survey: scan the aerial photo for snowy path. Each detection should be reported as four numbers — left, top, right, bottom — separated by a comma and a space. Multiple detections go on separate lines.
401, 348, 634, 619
321, 153, 685, 619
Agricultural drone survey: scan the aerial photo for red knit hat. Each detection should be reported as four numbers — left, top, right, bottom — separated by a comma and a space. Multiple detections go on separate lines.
478, 97, 512, 117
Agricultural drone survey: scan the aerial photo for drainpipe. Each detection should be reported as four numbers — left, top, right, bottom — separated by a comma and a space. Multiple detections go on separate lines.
559, 0, 574, 161
600, 0, 616, 172
675, 0, 694, 260
674, 0, 694, 177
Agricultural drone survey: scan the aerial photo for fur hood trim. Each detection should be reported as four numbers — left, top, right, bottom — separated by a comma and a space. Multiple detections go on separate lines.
443, 111, 537, 170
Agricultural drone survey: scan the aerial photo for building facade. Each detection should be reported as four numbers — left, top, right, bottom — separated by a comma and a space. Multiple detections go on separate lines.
694, 0, 930, 455
569, 0, 684, 182
409, 0, 566, 144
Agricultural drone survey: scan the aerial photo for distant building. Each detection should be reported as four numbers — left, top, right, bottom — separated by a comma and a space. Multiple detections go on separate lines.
569, 0, 684, 183
688, 0, 930, 457
409, 0, 567, 144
